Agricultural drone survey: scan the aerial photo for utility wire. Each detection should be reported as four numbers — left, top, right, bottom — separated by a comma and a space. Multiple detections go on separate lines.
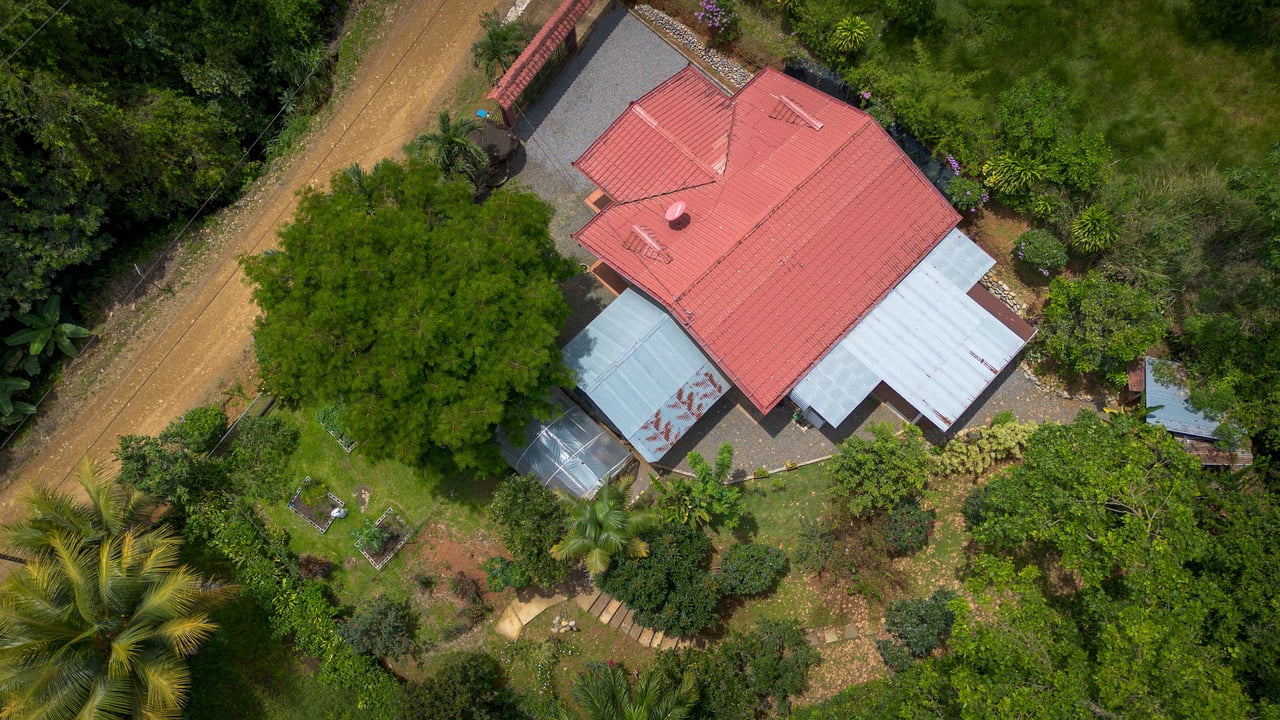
0, 0, 68, 70
0, 0, 42, 39
48, 0, 454, 489
0, 37, 324, 454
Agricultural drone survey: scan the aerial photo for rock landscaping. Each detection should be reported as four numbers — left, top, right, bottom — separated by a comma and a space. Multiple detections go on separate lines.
634, 5, 754, 88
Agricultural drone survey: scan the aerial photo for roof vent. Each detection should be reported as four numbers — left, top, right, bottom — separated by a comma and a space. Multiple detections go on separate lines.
769, 95, 824, 130
625, 224, 672, 263
665, 200, 690, 230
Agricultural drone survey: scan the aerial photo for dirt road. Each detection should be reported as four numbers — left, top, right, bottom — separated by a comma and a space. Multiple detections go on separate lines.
0, 0, 503, 518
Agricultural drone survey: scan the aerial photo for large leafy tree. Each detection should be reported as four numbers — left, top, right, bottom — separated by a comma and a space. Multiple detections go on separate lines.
1040, 273, 1167, 385
0, 0, 332, 321
242, 157, 574, 471
0, 460, 233, 719
550, 480, 656, 575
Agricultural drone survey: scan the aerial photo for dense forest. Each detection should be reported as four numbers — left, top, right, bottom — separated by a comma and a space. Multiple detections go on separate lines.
0, 0, 343, 321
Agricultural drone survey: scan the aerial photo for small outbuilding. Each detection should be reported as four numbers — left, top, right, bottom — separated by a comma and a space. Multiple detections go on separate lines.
499, 389, 633, 498
1130, 357, 1252, 468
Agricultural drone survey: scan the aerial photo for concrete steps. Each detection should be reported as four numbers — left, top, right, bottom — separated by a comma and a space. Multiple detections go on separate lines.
583, 590, 684, 649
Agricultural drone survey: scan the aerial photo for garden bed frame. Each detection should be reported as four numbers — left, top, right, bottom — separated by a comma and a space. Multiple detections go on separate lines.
359, 507, 413, 570
288, 476, 346, 534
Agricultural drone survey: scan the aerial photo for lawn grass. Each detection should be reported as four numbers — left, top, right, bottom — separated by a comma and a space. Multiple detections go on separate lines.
187, 596, 358, 720
717, 0, 1279, 173
258, 405, 499, 604
921, 0, 1280, 172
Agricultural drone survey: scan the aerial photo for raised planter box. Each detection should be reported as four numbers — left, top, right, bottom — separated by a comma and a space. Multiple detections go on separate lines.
288, 476, 346, 534
359, 507, 413, 570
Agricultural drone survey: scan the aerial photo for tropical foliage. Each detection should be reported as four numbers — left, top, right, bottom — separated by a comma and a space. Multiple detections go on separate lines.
597, 523, 720, 636
401, 651, 524, 720
158, 403, 228, 454
655, 443, 743, 530
409, 112, 488, 183
828, 422, 930, 518
3, 295, 90, 358
570, 662, 697, 720
489, 475, 572, 588
551, 479, 656, 575
470, 12, 530, 80
716, 543, 788, 596
337, 593, 417, 660
0, 0, 343, 323
242, 155, 574, 471
1040, 273, 1167, 383
0, 460, 232, 719
831, 16, 872, 53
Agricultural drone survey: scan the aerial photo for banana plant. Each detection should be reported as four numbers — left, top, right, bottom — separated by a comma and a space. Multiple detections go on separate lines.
4, 295, 91, 358
0, 375, 35, 423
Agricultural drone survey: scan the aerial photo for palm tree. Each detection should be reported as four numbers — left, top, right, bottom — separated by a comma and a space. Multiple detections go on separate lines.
550, 479, 656, 575
0, 460, 233, 719
570, 663, 697, 720
471, 12, 528, 80
410, 111, 488, 184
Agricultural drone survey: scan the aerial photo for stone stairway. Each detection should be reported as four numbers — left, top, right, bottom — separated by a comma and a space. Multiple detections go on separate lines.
573, 589, 705, 650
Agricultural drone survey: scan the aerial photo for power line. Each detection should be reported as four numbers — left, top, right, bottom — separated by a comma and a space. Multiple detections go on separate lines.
0, 0, 42, 39
0, 0, 68, 70
0, 35, 326, 454
49, 0, 455, 489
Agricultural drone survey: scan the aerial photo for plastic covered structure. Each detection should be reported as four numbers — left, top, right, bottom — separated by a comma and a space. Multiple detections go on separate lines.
499, 390, 632, 498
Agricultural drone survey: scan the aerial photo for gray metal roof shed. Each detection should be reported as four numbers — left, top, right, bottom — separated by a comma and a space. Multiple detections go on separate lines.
1143, 357, 1220, 440
499, 390, 632, 498
791, 229, 1030, 430
563, 288, 729, 462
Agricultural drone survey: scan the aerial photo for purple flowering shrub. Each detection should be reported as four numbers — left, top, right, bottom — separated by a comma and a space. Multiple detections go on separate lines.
695, 0, 741, 44
1014, 228, 1068, 276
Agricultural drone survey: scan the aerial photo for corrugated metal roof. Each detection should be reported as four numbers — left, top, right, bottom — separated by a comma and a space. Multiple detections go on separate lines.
926, 228, 994, 288
792, 236, 1027, 430
572, 66, 959, 413
1144, 357, 1220, 440
563, 289, 729, 461
486, 0, 594, 111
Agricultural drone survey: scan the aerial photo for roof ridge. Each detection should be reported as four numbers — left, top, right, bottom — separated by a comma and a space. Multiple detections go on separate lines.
674, 118, 875, 307
628, 102, 719, 180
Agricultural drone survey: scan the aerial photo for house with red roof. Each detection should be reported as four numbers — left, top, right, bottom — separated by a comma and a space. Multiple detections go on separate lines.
561, 65, 1034, 463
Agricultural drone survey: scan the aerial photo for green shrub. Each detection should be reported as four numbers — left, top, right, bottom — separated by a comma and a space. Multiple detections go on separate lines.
401, 651, 521, 720
490, 475, 572, 588
884, 589, 957, 656
946, 175, 988, 213
719, 544, 789, 596
1070, 204, 1120, 253
482, 556, 531, 593
657, 444, 744, 530
794, 520, 835, 574
829, 423, 930, 518
875, 638, 917, 673
1014, 229, 1069, 275
351, 519, 391, 554
884, 497, 935, 556
598, 523, 720, 636
298, 478, 330, 506
159, 404, 227, 454
931, 418, 1034, 478
337, 593, 417, 659
225, 414, 300, 500
962, 485, 990, 530
1041, 274, 1167, 383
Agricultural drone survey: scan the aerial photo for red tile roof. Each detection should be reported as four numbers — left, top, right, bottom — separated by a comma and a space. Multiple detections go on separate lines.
487, 0, 594, 111
572, 66, 960, 413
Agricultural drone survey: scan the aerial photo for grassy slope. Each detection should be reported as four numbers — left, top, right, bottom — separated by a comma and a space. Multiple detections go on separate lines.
258, 406, 497, 603
924, 0, 1279, 172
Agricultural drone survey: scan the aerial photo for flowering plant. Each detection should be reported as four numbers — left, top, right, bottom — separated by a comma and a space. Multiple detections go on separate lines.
945, 174, 988, 213
695, 0, 740, 44
1014, 228, 1068, 276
